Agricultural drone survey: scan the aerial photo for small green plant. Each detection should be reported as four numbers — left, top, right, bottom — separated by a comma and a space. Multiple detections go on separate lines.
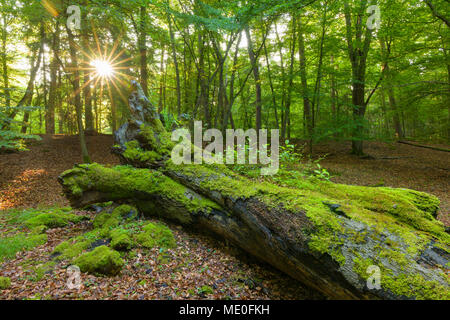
198, 285, 214, 295
313, 164, 331, 181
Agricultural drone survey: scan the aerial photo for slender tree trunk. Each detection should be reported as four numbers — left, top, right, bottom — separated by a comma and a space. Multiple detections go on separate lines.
379, 38, 404, 140
298, 16, 313, 153
330, 55, 338, 138
47, 22, 60, 134
1, 15, 10, 110
275, 23, 287, 140
66, 24, 91, 163
168, 12, 182, 117
158, 45, 165, 113
82, 7, 94, 134
344, 0, 373, 156
245, 26, 262, 131
139, 6, 148, 95
263, 40, 279, 129
285, 15, 297, 141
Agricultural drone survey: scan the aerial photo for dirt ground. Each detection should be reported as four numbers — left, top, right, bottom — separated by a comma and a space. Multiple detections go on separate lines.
0, 135, 120, 210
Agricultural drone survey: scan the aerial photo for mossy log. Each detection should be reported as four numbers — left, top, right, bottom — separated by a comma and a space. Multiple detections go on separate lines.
59, 81, 450, 300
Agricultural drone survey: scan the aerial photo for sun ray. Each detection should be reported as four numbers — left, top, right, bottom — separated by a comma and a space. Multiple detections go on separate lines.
110, 55, 135, 67
41, 0, 59, 17
106, 34, 125, 62
91, 20, 104, 61
109, 76, 130, 105
70, 74, 99, 99
110, 73, 130, 88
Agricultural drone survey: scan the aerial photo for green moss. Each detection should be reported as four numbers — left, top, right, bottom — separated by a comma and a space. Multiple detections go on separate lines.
52, 230, 104, 261
61, 164, 220, 218
123, 141, 161, 163
74, 245, 124, 276
24, 212, 86, 229
110, 229, 132, 251
52, 239, 92, 261
353, 255, 450, 300
31, 225, 48, 235
139, 123, 174, 156
135, 222, 176, 249
93, 205, 138, 233
0, 233, 47, 261
93, 212, 114, 229
0, 277, 11, 290
112, 205, 139, 220
6, 207, 88, 230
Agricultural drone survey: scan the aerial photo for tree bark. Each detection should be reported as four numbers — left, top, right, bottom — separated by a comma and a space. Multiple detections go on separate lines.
344, 0, 373, 156
82, 6, 94, 135
298, 16, 313, 153
47, 21, 60, 135
59, 82, 450, 300
245, 26, 262, 132
66, 24, 91, 164
1, 15, 10, 110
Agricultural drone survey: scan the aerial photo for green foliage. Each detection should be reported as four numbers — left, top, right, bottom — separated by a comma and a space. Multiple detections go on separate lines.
0, 277, 11, 290
0, 109, 42, 151
198, 285, 214, 295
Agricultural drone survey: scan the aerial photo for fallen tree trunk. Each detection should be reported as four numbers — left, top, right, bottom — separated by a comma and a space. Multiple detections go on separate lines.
59, 81, 450, 300
398, 140, 450, 153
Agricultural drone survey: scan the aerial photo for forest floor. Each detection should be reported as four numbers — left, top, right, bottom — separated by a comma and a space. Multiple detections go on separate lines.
0, 135, 448, 300
0, 134, 323, 300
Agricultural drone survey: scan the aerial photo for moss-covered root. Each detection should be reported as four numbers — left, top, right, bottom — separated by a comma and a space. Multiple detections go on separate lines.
74, 246, 124, 276
0, 277, 11, 290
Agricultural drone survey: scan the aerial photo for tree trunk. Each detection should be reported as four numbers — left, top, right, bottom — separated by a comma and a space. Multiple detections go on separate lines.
139, 6, 148, 95
298, 16, 313, 153
82, 7, 94, 135
59, 82, 450, 301
168, 12, 182, 117
47, 22, 60, 135
2, 25, 44, 131
245, 26, 262, 131
344, 1, 373, 156
1, 15, 10, 110
66, 24, 91, 164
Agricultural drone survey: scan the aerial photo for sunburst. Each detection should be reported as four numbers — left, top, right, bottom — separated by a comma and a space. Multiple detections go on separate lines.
41, 0, 134, 107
